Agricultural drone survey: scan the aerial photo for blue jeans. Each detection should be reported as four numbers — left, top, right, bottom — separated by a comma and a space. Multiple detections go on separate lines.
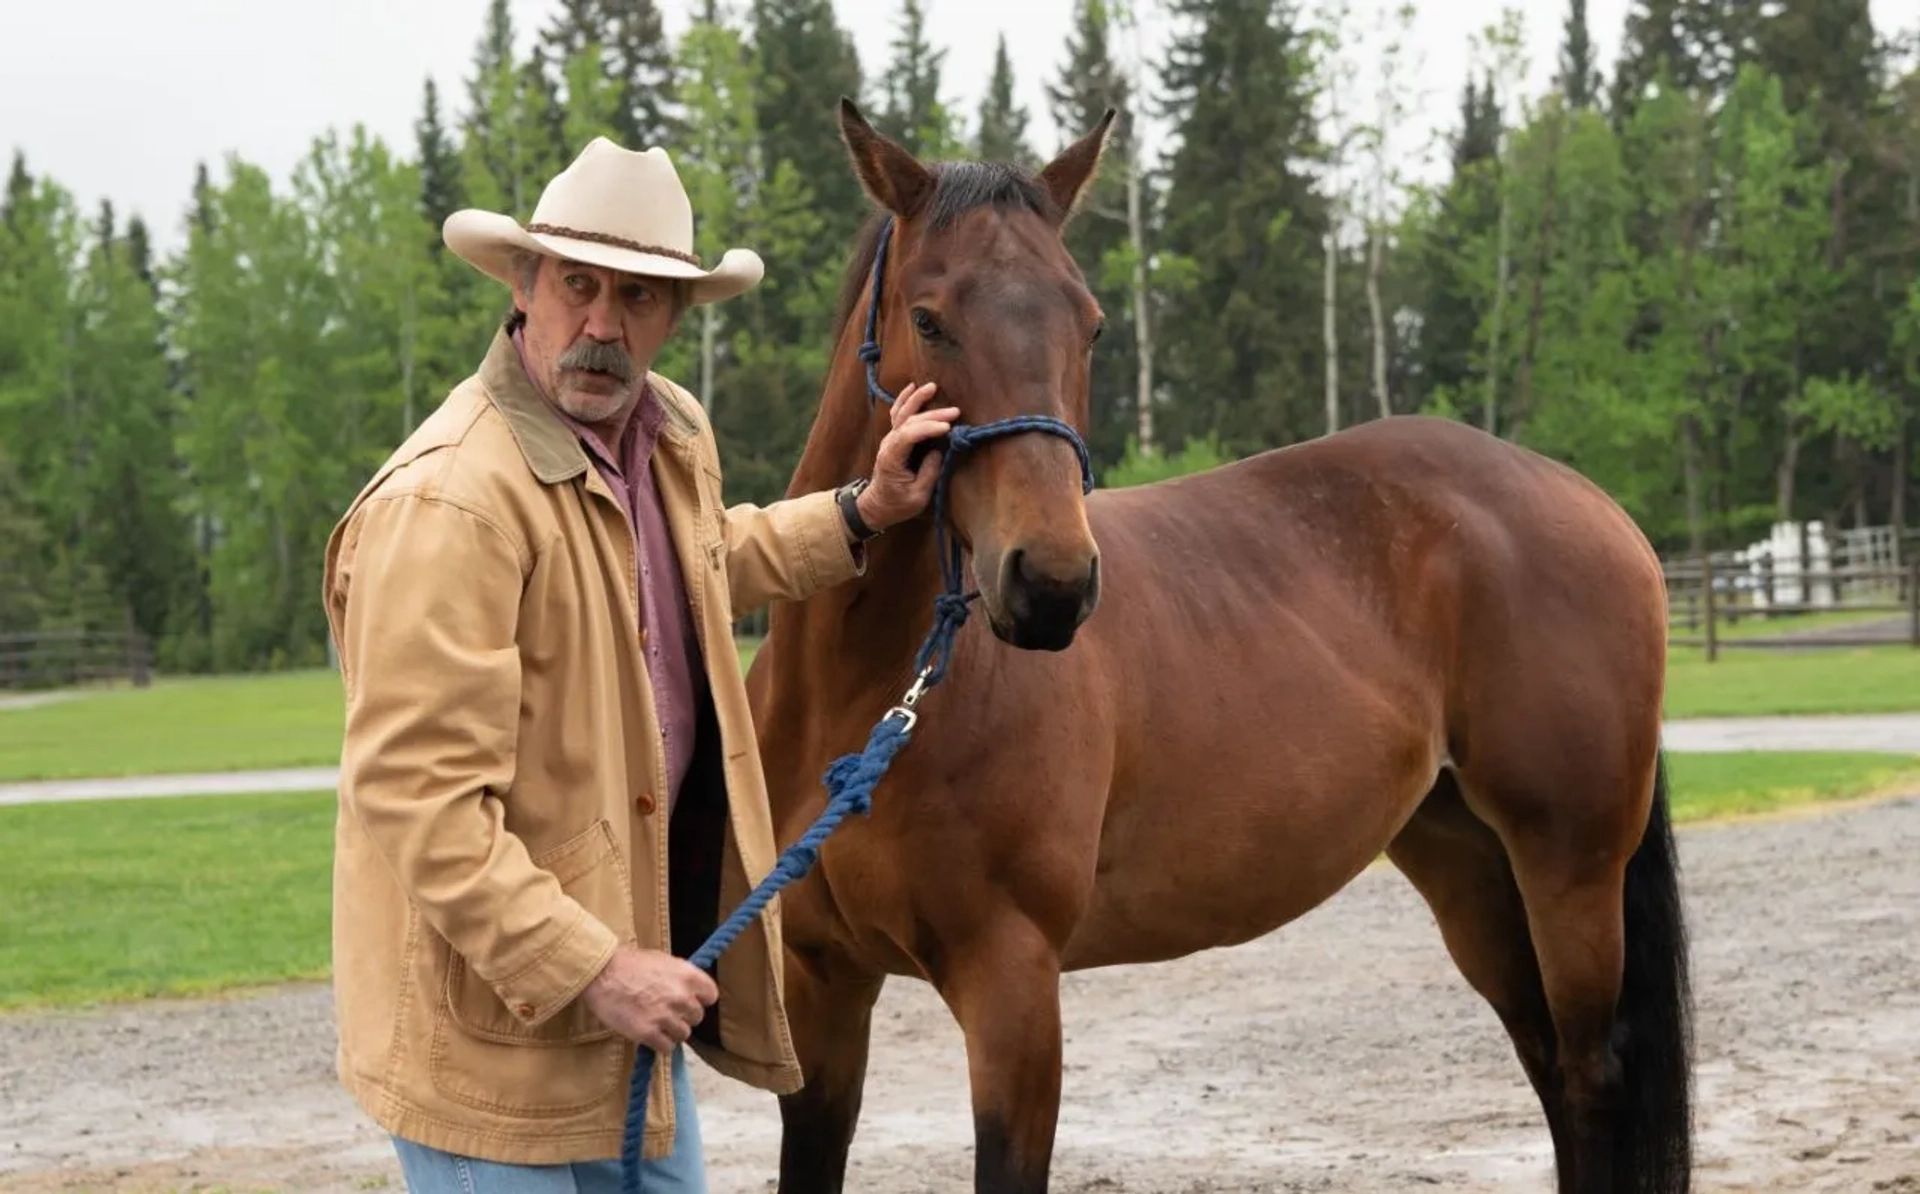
390, 1046, 706, 1193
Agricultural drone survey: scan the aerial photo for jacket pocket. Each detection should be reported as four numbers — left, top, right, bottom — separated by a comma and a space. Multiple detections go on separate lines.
429, 819, 632, 1118
443, 819, 631, 1045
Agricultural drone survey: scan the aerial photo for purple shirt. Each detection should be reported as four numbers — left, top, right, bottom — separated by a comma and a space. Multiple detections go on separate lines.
512, 330, 705, 816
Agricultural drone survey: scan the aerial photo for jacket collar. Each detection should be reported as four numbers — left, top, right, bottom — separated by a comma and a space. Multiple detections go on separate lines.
480, 326, 591, 485
479, 325, 704, 486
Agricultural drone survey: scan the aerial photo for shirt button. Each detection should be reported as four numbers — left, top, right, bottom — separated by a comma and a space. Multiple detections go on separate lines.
515, 1002, 536, 1019
635, 791, 656, 815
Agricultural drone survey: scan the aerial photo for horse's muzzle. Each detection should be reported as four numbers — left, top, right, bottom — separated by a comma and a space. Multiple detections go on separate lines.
995, 546, 1100, 650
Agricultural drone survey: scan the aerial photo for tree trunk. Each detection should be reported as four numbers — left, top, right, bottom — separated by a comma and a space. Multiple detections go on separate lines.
1367, 223, 1389, 418
1683, 416, 1706, 556
1892, 414, 1909, 563
401, 270, 418, 436
1127, 133, 1154, 455
699, 303, 717, 412
1512, 107, 1563, 444
1324, 227, 1339, 436
1485, 172, 1511, 435
1777, 421, 1802, 524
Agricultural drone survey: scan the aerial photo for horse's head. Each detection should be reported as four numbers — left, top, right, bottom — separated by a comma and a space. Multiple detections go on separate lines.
837, 99, 1115, 652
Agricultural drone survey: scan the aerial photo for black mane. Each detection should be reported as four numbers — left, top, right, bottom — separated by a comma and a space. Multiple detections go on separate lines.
830, 160, 1058, 343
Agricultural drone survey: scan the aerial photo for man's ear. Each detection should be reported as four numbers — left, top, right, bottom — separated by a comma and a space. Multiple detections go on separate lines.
838, 96, 936, 218
1039, 107, 1117, 223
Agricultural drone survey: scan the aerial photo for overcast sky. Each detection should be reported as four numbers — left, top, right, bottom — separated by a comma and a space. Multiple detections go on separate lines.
7, 0, 1920, 257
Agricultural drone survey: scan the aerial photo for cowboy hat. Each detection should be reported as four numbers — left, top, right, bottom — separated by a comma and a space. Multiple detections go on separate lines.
443, 137, 763, 305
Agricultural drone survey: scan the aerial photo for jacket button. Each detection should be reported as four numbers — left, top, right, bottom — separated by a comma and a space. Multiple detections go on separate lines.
635, 791, 656, 815
516, 1002, 536, 1019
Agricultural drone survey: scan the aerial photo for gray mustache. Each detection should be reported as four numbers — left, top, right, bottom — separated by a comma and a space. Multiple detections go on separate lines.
558, 339, 635, 382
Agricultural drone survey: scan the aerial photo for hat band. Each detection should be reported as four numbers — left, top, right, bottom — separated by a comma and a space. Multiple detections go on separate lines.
524, 223, 702, 267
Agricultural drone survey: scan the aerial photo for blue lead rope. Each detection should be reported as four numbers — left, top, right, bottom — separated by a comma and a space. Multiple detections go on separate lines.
618, 216, 1093, 1192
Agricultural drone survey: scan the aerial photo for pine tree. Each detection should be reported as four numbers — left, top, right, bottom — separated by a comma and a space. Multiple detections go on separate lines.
523, 46, 570, 165
1156, 0, 1328, 449
1414, 72, 1503, 416
74, 194, 193, 645
465, 0, 518, 167
541, 0, 602, 63
602, 0, 677, 149
750, 0, 866, 338
1611, 0, 1759, 123
977, 34, 1033, 165
1560, 0, 1601, 108
3, 151, 31, 234
416, 76, 465, 240
1047, 0, 1142, 469
123, 215, 157, 298
876, 0, 960, 158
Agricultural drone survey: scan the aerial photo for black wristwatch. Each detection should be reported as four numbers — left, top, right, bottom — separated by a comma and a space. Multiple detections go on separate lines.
836, 478, 881, 542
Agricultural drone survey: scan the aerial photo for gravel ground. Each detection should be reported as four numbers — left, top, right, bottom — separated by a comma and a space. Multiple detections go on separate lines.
4, 794, 1916, 1194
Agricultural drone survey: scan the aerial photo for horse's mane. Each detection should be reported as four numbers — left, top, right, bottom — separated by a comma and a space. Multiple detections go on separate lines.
829, 160, 1061, 344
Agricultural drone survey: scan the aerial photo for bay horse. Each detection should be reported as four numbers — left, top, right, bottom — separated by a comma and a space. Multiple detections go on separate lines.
744, 99, 1691, 1194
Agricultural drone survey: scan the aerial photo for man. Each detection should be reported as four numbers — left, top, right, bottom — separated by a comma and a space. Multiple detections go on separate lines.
320, 137, 956, 1192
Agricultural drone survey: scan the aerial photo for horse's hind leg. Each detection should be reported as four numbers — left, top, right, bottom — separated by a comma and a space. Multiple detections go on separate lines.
1387, 772, 1571, 1168
1494, 753, 1691, 1194
1445, 738, 1691, 1194
776, 947, 885, 1194
934, 916, 1064, 1194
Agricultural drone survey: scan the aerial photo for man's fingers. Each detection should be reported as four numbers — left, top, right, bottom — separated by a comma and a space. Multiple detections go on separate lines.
892, 381, 938, 424
896, 414, 957, 443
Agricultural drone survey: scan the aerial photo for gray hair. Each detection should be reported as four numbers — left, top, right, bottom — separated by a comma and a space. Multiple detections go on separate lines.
511, 249, 544, 292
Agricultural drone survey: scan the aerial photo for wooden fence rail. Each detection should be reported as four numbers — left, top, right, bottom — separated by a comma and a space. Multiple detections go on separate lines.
1664, 556, 1920, 662
0, 629, 152, 691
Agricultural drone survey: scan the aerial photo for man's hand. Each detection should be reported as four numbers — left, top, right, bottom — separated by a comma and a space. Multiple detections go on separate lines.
857, 381, 960, 533
580, 943, 718, 1053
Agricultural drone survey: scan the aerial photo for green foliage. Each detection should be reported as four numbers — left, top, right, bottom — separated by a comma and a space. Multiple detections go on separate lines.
875, 0, 963, 159
976, 34, 1033, 166
1101, 434, 1233, 488
1155, 0, 1329, 454
1047, 0, 1146, 473
2, 0, 1918, 680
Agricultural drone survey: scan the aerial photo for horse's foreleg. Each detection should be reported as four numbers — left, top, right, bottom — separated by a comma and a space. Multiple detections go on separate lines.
937, 920, 1065, 1194
776, 947, 884, 1194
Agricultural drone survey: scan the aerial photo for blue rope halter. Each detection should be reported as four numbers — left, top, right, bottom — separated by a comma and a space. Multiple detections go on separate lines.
618, 215, 1093, 1192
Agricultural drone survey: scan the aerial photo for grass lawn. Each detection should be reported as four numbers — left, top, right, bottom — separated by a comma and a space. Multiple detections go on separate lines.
0, 637, 765, 784
4, 749, 1918, 1011
0, 790, 335, 1010
0, 670, 347, 782
1665, 751, 1920, 820
1661, 643, 1920, 718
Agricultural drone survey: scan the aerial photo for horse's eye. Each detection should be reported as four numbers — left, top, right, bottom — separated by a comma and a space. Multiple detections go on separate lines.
1090, 320, 1106, 345
911, 307, 943, 341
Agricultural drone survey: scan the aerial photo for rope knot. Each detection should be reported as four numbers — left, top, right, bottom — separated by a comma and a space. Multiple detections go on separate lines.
932, 592, 974, 625
857, 340, 882, 364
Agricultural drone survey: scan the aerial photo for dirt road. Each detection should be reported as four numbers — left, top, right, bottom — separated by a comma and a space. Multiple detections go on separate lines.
5, 794, 1916, 1193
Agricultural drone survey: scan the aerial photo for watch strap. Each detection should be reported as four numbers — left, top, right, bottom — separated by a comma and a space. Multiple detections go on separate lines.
836, 479, 879, 542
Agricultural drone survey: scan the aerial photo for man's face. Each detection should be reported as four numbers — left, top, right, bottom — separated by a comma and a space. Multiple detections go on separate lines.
512, 257, 680, 425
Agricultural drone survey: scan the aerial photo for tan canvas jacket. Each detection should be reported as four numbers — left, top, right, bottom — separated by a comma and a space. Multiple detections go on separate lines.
320, 328, 861, 1164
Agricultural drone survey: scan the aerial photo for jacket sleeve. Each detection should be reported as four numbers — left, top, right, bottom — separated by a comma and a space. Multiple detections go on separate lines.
720, 488, 867, 617
331, 490, 619, 1028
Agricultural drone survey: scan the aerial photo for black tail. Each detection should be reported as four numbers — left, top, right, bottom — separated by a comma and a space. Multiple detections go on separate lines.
1614, 753, 1694, 1191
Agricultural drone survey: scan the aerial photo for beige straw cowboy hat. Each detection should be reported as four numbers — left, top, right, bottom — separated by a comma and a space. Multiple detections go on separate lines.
443, 137, 763, 304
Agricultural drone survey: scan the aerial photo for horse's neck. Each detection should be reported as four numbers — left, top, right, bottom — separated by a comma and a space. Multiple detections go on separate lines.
776, 359, 949, 690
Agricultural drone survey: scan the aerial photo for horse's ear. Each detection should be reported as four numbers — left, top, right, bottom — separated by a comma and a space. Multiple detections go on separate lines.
1038, 107, 1117, 223
838, 96, 935, 218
